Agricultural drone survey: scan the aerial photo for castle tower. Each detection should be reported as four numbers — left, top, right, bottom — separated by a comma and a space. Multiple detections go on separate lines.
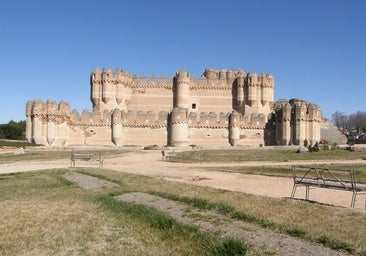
114, 69, 123, 105
260, 73, 274, 107
229, 110, 241, 146
169, 108, 189, 147
219, 69, 227, 87
112, 109, 123, 146
90, 68, 102, 111
275, 102, 292, 145
236, 76, 245, 113
293, 101, 307, 145
306, 103, 322, 145
46, 99, 58, 146
248, 73, 260, 109
31, 100, 46, 145
173, 70, 190, 109
102, 68, 114, 105
57, 101, 70, 146
25, 100, 33, 143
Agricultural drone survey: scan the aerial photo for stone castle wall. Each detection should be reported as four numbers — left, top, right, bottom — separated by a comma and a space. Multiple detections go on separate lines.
26, 67, 329, 148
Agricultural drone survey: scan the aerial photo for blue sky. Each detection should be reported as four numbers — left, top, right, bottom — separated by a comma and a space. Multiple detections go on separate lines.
1, 0, 365, 123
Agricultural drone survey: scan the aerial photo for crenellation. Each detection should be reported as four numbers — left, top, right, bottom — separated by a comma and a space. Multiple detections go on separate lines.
80, 110, 93, 123
27, 66, 338, 147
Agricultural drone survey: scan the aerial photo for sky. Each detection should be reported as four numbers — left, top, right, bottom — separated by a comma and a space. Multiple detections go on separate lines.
1, 0, 365, 124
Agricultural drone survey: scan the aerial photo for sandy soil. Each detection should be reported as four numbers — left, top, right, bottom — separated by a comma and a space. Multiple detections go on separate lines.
1, 149, 365, 210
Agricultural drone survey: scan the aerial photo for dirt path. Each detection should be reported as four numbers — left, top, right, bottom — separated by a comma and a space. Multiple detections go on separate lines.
116, 192, 348, 256
103, 150, 366, 210
1, 150, 365, 209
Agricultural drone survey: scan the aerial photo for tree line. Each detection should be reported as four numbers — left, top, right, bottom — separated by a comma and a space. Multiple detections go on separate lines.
332, 111, 366, 134
0, 120, 26, 140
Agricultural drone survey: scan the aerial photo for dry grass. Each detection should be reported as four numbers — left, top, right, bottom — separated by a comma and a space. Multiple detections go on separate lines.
0, 171, 226, 255
169, 148, 366, 162
1, 147, 366, 254
84, 168, 366, 255
0, 171, 248, 255
0, 148, 132, 164
207, 164, 366, 183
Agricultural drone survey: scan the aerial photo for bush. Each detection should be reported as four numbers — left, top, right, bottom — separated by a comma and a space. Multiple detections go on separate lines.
0, 120, 26, 140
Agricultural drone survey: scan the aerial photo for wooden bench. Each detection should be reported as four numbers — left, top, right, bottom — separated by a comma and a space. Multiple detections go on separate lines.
290, 166, 366, 208
70, 152, 104, 168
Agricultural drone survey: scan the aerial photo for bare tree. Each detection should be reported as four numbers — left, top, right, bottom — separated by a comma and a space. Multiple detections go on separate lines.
331, 111, 349, 130
332, 111, 366, 132
349, 111, 366, 132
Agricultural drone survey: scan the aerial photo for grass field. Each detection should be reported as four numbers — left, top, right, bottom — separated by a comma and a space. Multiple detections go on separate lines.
0, 170, 247, 255
206, 164, 366, 184
168, 148, 366, 162
0, 148, 131, 164
1, 148, 366, 255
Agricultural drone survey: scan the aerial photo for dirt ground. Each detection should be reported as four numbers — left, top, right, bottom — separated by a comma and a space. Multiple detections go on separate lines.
2, 148, 365, 255
1, 149, 366, 210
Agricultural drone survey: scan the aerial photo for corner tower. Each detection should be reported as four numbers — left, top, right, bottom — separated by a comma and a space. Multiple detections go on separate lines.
169, 70, 191, 147
173, 69, 190, 109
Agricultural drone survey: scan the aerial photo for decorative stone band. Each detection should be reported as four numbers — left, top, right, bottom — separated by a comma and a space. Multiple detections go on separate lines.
130, 84, 173, 89
69, 123, 112, 128
170, 120, 188, 125
190, 86, 232, 91
177, 80, 190, 86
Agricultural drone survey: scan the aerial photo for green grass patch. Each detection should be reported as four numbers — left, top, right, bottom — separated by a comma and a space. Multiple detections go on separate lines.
71, 168, 366, 255
0, 169, 248, 255
206, 164, 366, 183
0, 140, 40, 147
0, 148, 132, 163
168, 149, 366, 163
316, 235, 354, 253
97, 195, 248, 255
151, 191, 359, 254
1, 157, 365, 255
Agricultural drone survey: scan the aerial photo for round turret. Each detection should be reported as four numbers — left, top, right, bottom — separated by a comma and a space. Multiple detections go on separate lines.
91, 68, 102, 111
31, 99, 44, 116
26, 100, 33, 116
101, 68, 114, 105
173, 69, 190, 109
219, 70, 227, 80
169, 108, 189, 147
112, 109, 123, 146
229, 110, 241, 146
204, 68, 217, 79
25, 100, 34, 143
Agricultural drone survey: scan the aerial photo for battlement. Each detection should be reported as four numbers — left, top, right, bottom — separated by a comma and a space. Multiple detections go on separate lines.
65, 106, 266, 129
26, 99, 71, 117
90, 67, 274, 90
91, 68, 174, 89
274, 98, 322, 122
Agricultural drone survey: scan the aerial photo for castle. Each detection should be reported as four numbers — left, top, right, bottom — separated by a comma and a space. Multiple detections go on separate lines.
26, 67, 325, 147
